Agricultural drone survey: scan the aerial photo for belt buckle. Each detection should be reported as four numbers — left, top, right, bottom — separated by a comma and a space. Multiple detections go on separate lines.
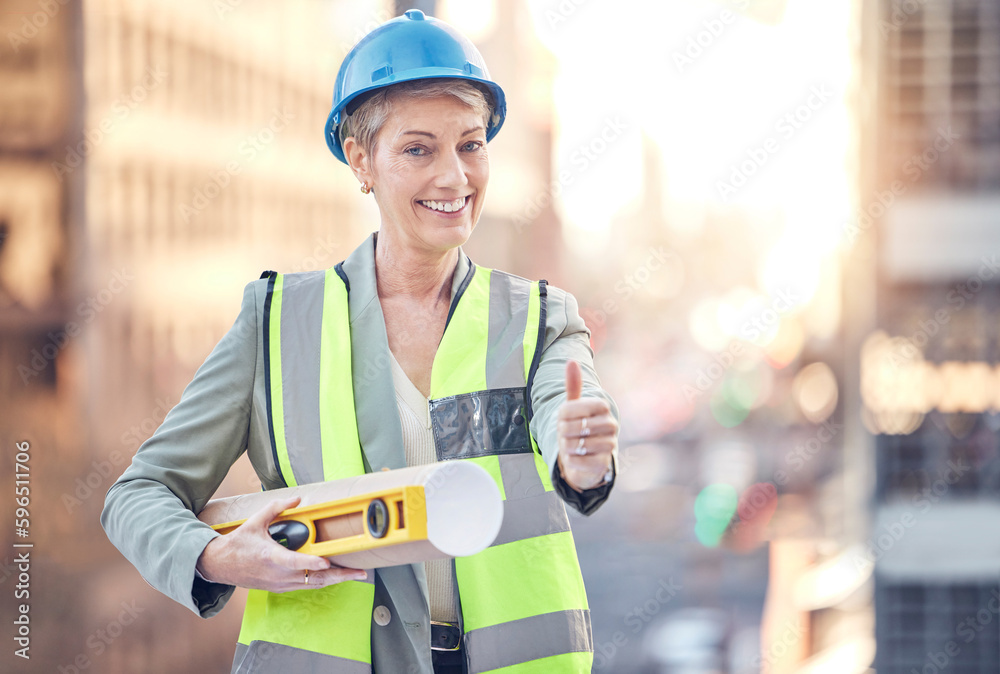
430, 620, 462, 652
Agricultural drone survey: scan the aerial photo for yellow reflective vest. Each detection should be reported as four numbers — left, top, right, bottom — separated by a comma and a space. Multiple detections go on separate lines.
236, 261, 593, 673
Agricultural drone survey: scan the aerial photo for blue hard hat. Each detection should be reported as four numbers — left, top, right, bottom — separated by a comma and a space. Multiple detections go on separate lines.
324, 8, 507, 165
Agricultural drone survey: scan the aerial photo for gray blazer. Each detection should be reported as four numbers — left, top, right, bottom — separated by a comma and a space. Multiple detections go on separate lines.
102, 232, 619, 673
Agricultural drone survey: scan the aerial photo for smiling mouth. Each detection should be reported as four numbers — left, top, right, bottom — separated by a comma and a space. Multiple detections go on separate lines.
417, 196, 470, 214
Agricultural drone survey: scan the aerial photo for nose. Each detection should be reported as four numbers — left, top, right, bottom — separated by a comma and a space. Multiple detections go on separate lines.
433, 146, 469, 191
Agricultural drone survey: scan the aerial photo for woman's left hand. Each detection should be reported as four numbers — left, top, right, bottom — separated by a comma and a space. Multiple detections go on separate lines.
557, 360, 619, 492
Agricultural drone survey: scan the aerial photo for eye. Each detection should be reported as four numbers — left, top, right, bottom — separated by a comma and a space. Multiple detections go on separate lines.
461, 141, 483, 152
405, 146, 428, 157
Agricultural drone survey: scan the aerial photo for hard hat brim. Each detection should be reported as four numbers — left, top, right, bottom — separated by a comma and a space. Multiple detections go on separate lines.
324, 72, 506, 165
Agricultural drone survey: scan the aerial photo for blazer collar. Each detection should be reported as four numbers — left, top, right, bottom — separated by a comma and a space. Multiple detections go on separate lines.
339, 231, 469, 612
341, 231, 472, 321
339, 231, 472, 472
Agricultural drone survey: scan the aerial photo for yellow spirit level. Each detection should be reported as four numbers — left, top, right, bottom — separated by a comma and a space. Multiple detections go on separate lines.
198, 463, 503, 568
210, 485, 428, 558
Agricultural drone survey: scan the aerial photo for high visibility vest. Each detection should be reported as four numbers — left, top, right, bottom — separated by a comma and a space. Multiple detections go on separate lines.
236, 263, 593, 673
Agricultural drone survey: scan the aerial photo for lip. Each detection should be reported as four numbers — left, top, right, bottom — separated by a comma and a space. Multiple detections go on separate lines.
417, 194, 473, 218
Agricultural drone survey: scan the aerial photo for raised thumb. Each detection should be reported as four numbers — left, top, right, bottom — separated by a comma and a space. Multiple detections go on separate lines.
565, 360, 582, 402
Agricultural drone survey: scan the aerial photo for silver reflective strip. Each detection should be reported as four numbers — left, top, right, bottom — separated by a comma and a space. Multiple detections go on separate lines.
279, 271, 326, 485
464, 609, 593, 674
232, 640, 371, 674
490, 489, 571, 547
486, 271, 530, 389
430, 388, 531, 460
498, 453, 544, 500
231, 642, 248, 672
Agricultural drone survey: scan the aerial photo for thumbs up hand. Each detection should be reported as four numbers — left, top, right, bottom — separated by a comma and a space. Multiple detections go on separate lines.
557, 360, 618, 492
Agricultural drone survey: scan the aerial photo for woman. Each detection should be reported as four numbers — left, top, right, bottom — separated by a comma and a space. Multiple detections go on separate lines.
102, 9, 619, 674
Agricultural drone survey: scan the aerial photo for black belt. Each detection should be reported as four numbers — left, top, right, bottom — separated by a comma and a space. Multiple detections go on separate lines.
431, 621, 462, 651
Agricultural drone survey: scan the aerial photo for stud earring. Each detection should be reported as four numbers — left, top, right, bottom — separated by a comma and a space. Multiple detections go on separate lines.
360, 182, 371, 195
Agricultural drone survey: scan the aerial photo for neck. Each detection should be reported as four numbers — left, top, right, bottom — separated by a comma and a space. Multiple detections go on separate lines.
374, 231, 458, 304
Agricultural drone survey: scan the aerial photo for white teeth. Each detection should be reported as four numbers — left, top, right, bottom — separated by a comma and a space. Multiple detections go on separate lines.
421, 196, 467, 213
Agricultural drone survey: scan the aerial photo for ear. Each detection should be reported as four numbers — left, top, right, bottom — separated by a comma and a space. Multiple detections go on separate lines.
343, 137, 374, 189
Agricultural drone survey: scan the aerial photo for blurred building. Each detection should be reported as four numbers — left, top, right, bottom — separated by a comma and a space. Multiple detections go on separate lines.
0, 0, 563, 671
857, 0, 1000, 671
0, 2, 90, 669
443, 0, 566, 283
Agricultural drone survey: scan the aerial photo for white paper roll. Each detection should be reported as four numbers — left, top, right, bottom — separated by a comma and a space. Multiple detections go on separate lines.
197, 462, 504, 569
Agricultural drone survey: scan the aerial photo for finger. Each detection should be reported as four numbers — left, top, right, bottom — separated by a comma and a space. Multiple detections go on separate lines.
245, 496, 302, 531
269, 547, 333, 573
561, 456, 612, 476
311, 566, 369, 586
560, 446, 615, 469
565, 360, 582, 402
558, 396, 609, 421
559, 429, 616, 452
560, 464, 611, 490
558, 412, 618, 436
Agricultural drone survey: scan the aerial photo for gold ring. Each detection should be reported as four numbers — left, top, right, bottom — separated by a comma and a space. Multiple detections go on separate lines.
303, 569, 309, 585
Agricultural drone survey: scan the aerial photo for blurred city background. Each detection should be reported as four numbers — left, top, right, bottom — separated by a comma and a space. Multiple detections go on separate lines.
2, 0, 999, 671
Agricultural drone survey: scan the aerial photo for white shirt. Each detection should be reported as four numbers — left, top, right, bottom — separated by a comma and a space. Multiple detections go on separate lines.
387, 347, 458, 623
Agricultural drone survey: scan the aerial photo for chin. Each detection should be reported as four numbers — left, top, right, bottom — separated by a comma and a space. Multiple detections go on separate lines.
425, 220, 475, 250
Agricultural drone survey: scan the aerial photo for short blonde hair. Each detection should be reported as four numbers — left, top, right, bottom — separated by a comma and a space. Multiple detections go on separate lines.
339, 78, 493, 160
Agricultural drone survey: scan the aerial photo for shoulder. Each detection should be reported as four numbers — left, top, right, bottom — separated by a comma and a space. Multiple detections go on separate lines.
540, 283, 589, 351
481, 267, 573, 304
242, 276, 272, 314
485, 267, 588, 351
245, 268, 335, 306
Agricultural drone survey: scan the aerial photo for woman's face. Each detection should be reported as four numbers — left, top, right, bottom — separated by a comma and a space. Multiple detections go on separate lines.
363, 94, 490, 255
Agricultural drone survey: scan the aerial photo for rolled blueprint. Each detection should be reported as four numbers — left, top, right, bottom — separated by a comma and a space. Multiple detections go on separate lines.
197, 462, 503, 569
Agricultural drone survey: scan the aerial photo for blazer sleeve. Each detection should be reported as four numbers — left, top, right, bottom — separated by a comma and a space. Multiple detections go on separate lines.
101, 280, 260, 617
528, 284, 620, 516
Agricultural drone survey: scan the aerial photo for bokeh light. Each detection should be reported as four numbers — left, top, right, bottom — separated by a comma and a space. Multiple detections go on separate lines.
710, 378, 752, 428
793, 361, 839, 423
694, 483, 738, 548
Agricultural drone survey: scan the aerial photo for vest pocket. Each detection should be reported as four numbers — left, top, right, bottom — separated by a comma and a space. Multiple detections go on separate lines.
430, 387, 531, 460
